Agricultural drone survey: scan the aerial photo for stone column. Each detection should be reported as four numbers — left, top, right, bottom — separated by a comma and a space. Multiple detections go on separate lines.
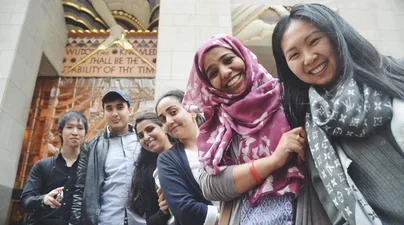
154, 0, 232, 99
0, 0, 67, 223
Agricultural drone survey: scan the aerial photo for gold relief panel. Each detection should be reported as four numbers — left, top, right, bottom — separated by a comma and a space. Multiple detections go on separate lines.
62, 33, 157, 77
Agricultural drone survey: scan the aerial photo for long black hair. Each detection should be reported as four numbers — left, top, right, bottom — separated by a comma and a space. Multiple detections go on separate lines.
129, 112, 174, 216
155, 89, 205, 127
272, 3, 404, 128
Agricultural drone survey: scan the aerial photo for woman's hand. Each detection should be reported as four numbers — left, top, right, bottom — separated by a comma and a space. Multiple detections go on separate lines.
232, 127, 306, 195
271, 127, 306, 169
157, 188, 169, 214
43, 187, 64, 208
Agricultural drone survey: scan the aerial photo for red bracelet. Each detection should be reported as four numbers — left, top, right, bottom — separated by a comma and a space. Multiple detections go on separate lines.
249, 160, 263, 184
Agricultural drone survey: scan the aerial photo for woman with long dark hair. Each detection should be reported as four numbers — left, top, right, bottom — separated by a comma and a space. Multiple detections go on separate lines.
129, 112, 174, 225
272, 3, 404, 224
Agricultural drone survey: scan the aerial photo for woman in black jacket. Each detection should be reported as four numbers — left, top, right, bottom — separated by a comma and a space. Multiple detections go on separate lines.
155, 90, 218, 225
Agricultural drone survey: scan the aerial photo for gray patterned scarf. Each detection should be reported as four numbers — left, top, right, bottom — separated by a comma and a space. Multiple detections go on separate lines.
305, 78, 392, 224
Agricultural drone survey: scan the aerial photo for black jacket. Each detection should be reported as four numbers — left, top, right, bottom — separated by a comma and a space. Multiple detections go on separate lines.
21, 152, 79, 225
136, 155, 171, 224
157, 142, 213, 225
70, 131, 109, 225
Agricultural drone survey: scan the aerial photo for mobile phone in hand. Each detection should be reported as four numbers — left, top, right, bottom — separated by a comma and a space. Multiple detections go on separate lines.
56, 191, 64, 202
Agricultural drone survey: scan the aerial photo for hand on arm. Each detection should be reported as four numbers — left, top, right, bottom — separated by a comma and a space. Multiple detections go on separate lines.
157, 188, 169, 214
232, 127, 306, 194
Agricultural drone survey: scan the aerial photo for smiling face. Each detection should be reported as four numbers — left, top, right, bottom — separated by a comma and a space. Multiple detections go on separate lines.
61, 119, 86, 149
103, 99, 132, 136
281, 19, 338, 86
156, 96, 197, 140
203, 47, 247, 94
136, 119, 172, 154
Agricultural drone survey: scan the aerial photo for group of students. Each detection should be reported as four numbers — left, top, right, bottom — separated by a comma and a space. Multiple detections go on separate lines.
20, 4, 404, 225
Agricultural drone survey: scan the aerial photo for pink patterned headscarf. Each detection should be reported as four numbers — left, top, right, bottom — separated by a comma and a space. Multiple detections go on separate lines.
183, 34, 304, 204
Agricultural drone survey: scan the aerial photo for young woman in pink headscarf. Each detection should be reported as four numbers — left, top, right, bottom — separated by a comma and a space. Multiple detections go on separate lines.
183, 34, 321, 225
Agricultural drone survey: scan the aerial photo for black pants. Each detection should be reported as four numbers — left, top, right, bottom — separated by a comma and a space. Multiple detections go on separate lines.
34, 218, 68, 225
